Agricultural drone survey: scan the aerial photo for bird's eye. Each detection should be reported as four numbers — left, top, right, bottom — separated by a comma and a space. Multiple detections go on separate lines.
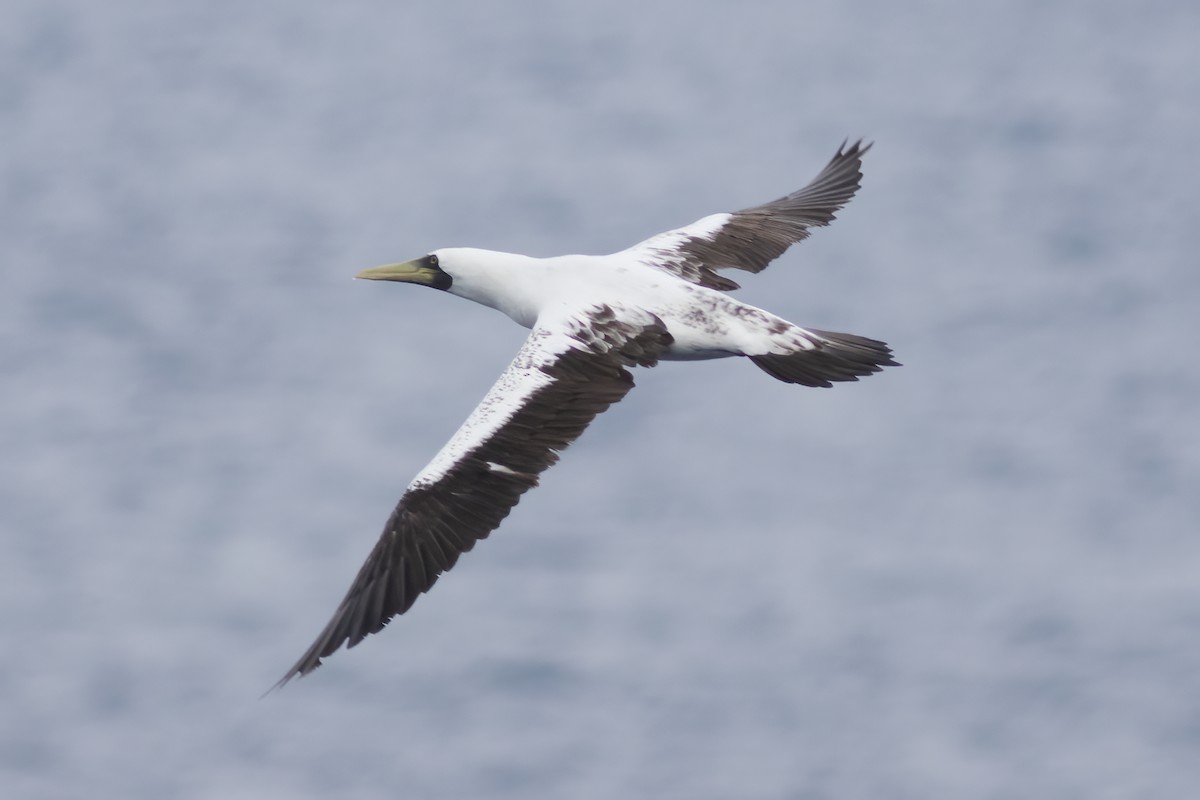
428, 254, 439, 267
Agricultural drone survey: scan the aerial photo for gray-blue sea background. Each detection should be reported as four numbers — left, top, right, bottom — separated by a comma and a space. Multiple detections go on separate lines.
4, 2, 1198, 798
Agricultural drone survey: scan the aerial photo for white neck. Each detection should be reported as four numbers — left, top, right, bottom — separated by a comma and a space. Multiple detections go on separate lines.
437, 248, 553, 328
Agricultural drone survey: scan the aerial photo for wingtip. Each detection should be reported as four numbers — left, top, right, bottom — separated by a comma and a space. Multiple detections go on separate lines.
264, 667, 302, 696
836, 137, 873, 159
266, 642, 332, 695
262, 673, 295, 699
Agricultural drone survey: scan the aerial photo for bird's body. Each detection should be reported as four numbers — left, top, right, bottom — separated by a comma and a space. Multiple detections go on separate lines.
276, 140, 898, 687
436, 246, 817, 361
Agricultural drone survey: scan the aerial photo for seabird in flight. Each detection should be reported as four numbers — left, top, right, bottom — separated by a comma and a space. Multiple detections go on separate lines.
276, 140, 897, 686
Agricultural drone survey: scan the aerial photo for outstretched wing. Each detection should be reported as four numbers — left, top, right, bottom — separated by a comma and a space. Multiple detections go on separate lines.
625, 140, 872, 291
276, 304, 672, 687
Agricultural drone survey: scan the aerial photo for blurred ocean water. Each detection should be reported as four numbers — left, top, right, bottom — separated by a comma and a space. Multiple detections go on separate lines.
3, 1, 1198, 798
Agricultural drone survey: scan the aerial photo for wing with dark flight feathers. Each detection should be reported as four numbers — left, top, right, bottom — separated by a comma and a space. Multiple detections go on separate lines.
626, 139, 871, 291
275, 305, 672, 687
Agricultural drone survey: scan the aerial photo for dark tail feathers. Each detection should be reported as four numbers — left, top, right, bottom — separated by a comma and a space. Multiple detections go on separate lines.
751, 330, 899, 388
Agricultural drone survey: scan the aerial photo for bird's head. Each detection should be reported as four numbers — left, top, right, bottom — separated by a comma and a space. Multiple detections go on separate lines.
355, 251, 455, 291
355, 247, 537, 317
356, 248, 544, 326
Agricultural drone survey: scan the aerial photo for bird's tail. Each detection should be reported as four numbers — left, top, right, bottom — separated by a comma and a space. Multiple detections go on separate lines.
750, 329, 899, 388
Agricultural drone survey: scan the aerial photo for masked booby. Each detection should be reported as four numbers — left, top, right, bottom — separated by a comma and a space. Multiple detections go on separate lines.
277, 140, 897, 686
